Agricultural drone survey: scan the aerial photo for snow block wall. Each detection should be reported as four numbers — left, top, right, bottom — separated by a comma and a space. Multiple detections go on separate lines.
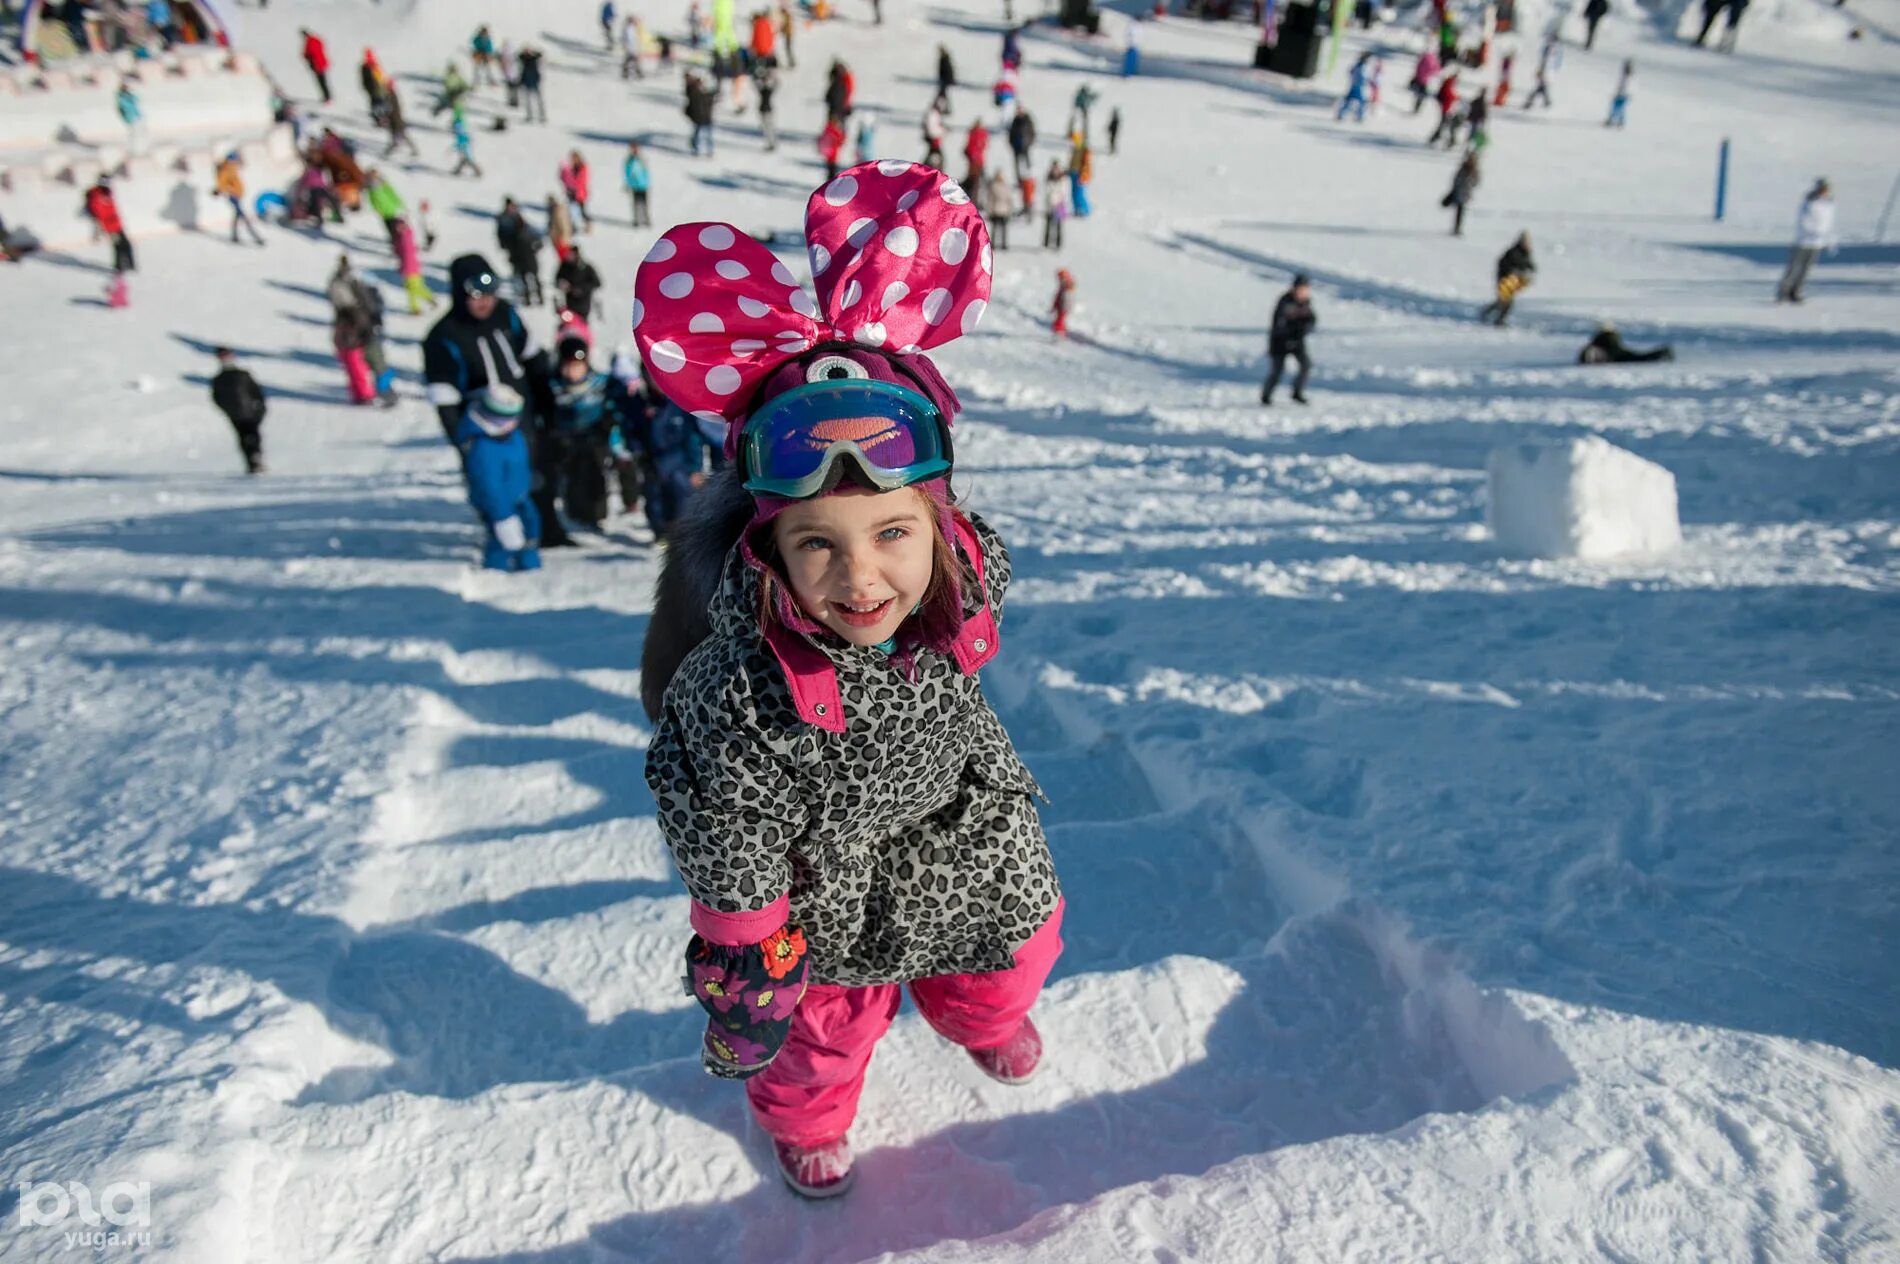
0, 47, 294, 249
1486, 436, 1683, 560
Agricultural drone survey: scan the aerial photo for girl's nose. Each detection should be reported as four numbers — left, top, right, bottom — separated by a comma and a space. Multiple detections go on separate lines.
839, 548, 877, 588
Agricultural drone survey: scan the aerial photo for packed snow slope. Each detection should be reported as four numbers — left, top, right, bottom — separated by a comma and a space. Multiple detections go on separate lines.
3, 0, 1898, 1259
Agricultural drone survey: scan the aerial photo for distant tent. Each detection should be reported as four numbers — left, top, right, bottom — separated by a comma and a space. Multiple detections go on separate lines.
20, 0, 238, 63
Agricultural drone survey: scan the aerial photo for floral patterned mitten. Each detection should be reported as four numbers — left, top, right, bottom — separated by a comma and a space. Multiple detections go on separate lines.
684, 926, 811, 1080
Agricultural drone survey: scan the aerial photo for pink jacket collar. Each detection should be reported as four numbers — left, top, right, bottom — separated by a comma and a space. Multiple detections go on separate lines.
761, 511, 999, 734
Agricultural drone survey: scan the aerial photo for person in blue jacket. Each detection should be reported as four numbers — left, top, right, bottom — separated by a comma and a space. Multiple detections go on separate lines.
636, 391, 718, 541
623, 140, 652, 227
457, 384, 542, 571
1337, 52, 1374, 122
424, 253, 573, 547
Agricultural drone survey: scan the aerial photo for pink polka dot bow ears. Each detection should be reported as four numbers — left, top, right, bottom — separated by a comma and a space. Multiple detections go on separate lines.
631, 160, 992, 429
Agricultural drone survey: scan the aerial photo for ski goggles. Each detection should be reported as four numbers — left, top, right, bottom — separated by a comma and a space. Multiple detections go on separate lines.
739, 379, 952, 500
460, 268, 502, 297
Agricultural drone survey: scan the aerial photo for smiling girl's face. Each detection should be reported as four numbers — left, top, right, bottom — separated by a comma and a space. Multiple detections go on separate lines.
771, 486, 937, 646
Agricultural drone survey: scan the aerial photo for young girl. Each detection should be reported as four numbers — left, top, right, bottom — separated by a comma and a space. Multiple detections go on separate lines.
634, 161, 1063, 1200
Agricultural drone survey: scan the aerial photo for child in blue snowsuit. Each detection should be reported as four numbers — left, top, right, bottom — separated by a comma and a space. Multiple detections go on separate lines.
638, 396, 717, 540
457, 384, 542, 570
1337, 53, 1373, 121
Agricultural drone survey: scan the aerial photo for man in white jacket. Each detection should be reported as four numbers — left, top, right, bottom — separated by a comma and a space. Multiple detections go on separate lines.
1777, 178, 1836, 304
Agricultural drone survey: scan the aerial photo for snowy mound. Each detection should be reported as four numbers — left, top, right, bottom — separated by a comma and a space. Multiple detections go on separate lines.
1486, 435, 1682, 560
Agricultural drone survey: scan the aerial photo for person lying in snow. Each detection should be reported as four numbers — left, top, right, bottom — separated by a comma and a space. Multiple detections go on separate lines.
634, 161, 1063, 1201
1578, 322, 1674, 363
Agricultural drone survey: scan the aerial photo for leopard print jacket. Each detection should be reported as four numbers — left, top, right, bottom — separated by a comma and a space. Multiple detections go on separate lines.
645, 513, 1062, 987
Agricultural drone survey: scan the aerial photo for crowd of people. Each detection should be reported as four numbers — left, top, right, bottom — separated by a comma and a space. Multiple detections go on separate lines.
2, 0, 1845, 559
420, 251, 721, 567
30, 0, 222, 58
1260, 0, 1841, 405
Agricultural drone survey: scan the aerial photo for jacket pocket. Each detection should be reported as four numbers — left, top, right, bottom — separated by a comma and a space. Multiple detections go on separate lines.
963, 746, 1047, 803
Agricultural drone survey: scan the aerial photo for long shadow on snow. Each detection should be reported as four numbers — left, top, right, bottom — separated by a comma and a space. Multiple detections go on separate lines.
0, 867, 704, 1116
169, 329, 345, 373
180, 371, 360, 409
0, 498, 715, 1121
1168, 230, 1900, 352
1292, 120, 1462, 158
1635, 37, 1900, 113
24, 495, 475, 562
1679, 241, 1900, 269
691, 168, 823, 201
1, 580, 647, 719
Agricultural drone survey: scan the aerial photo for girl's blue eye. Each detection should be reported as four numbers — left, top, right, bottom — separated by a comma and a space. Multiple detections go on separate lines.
797, 537, 831, 551
878, 527, 910, 542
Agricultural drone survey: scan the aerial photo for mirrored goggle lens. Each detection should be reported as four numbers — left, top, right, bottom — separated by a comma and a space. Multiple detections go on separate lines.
462, 272, 500, 296
747, 383, 945, 487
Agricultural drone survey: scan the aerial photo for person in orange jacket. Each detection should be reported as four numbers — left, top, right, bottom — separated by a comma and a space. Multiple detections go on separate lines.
751, 9, 777, 63
215, 153, 265, 246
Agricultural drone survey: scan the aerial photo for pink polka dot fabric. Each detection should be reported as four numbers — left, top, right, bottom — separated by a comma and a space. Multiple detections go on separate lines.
632, 160, 992, 427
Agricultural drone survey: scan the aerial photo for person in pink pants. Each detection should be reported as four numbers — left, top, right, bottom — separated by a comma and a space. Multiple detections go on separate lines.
334, 305, 377, 403
745, 901, 1065, 1149
636, 161, 1064, 1202
338, 345, 375, 402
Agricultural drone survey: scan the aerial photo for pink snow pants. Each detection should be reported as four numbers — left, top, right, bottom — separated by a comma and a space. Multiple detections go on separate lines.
745, 900, 1065, 1147
338, 346, 374, 403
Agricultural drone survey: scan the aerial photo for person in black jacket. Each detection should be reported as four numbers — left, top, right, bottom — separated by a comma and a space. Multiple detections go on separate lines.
1583, 0, 1610, 48
1578, 321, 1674, 363
824, 60, 851, 126
495, 197, 544, 306
1479, 231, 1534, 325
555, 244, 602, 320
422, 254, 573, 546
518, 46, 547, 122
209, 347, 267, 474
1443, 151, 1480, 236
684, 71, 716, 156
1260, 274, 1316, 405
1007, 107, 1035, 179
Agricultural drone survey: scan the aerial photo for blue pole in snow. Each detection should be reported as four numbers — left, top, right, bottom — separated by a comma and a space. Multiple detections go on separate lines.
1715, 138, 1730, 222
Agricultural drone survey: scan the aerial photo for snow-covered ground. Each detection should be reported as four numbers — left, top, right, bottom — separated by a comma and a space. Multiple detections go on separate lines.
3, 0, 1898, 1259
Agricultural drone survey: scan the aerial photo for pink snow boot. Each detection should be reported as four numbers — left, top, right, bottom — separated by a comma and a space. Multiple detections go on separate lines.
773, 1137, 856, 1199
968, 1016, 1043, 1085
